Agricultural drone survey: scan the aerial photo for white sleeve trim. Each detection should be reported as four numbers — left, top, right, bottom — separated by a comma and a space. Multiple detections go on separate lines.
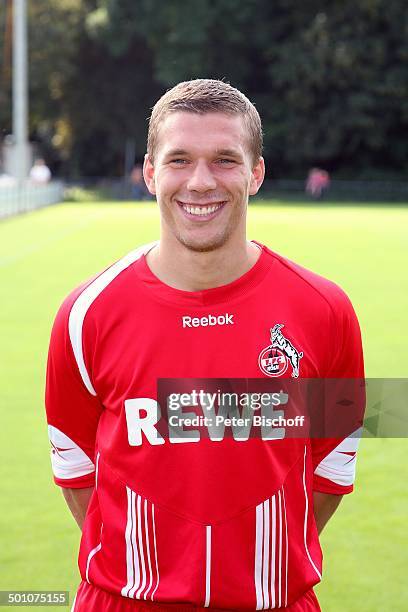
68, 242, 157, 395
48, 425, 95, 480
314, 428, 362, 486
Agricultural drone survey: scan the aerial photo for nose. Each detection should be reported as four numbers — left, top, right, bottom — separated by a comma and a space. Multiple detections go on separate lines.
186, 160, 217, 193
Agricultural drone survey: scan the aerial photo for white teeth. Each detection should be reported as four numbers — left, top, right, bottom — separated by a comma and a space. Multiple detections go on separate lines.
182, 203, 222, 216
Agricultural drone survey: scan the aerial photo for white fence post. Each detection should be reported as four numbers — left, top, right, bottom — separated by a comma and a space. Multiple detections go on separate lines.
0, 181, 64, 219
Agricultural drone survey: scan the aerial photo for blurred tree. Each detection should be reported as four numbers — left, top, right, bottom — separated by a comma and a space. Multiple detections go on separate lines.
0, 0, 86, 170
264, 1, 408, 175
63, 30, 161, 176
86, 0, 408, 177
1, 0, 406, 177
28, 0, 86, 169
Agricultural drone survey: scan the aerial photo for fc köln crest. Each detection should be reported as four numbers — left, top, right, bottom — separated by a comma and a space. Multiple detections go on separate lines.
258, 324, 303, 378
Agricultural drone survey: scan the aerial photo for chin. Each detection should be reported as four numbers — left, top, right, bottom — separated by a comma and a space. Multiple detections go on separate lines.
177, 232, 229, 253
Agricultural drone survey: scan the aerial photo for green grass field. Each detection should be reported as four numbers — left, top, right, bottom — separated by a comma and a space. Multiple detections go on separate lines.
0, 200, 407, 611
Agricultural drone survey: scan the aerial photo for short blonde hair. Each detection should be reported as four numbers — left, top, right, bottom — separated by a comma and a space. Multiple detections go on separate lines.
147, 79, 263, 166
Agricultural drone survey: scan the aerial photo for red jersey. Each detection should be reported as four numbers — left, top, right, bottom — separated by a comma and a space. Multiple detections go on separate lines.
45, 242, 364, 610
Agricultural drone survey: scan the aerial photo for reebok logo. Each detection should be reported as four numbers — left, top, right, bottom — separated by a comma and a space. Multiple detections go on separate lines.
182, 313, 234, 328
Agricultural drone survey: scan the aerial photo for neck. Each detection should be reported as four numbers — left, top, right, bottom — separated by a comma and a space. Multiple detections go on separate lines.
146, 237, 261, 291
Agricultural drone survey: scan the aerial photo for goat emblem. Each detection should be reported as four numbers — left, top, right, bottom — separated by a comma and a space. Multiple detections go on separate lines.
258, 324, 303, 378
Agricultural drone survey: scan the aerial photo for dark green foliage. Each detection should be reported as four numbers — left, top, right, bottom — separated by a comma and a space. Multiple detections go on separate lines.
1, 0, 407, 177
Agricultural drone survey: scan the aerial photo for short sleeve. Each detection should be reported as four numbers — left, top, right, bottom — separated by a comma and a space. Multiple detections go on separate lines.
311, 287, 365, 495
45, 289, 104, 488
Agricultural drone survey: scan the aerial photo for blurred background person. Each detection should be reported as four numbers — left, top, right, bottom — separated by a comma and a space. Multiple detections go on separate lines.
129, 163, 148, 200
306, 168, 331, 199
29, 158, 51, 185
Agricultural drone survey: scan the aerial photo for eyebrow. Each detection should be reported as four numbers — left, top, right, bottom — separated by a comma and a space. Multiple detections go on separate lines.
163, 148, 243, 159
163, 149, 189, 158
214, 148, 242, 158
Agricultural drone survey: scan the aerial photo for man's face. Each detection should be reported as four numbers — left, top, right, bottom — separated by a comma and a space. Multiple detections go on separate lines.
144, 112, 264, 253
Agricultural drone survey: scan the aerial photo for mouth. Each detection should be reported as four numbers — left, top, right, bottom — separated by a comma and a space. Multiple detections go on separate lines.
177, 201, 226, 219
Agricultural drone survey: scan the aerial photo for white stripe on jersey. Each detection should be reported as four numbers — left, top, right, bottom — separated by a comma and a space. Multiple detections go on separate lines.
270, 496, 277, 609
314, 428, 362, 486
85, 525, 102, 583
262, 499, 270, 609
70, 593, 77, 612
134, 495, 147, 599
204, 525, 212, 607
143, 499, 154, 600
68, 242, 157, 395
48, 425, 95, 479
95, 451, 100, 489
122, 486, 159, 601
302, 446, 322, 580
151, 504, 160, 601
127, 491, 141, 598
282, 487, 288, 607
255, 488, 288, 610
255, 504, 264, 610
121, 488, 136, 597
277, 492, 282, 608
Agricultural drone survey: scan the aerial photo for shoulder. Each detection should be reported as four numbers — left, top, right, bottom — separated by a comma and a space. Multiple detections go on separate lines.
260, 243, 356, 319
51, 242, 156, 354
49, 242, 156, 395
54, 242, 156, 326
258, 244, 363, 376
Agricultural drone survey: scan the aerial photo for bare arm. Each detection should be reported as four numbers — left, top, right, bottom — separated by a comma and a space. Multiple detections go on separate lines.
313, 491, 343, 535
62, 487, 94, 530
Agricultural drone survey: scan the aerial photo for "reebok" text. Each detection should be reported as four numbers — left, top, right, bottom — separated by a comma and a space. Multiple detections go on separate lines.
182, 313, 234, 328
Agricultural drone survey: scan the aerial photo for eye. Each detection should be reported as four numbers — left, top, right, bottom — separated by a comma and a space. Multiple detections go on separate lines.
216, 158, 236, 165
169, 158, 189, 165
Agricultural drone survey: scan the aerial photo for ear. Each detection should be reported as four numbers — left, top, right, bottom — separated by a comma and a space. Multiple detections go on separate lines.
143, 154, 156, 195
249, 157, 265, 196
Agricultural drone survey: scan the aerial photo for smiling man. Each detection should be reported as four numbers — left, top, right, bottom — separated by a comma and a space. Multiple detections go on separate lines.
46, 79, 364, 611
143, 85, 265, 290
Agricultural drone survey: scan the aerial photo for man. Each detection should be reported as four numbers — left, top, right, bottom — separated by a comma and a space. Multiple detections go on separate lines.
305, 169, 330, 200
29, 158, 52, 185
46, 79, 364, 611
